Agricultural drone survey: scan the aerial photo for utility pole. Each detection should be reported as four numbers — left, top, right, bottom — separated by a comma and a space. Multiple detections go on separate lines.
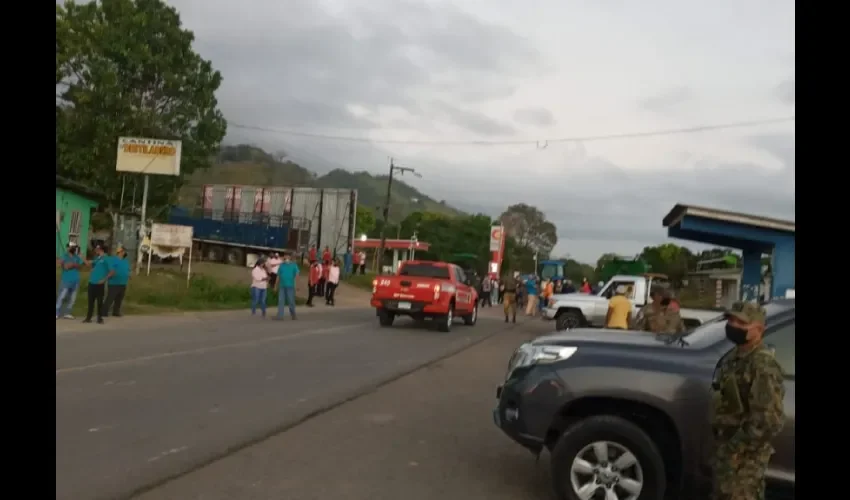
376, 158, 419, 274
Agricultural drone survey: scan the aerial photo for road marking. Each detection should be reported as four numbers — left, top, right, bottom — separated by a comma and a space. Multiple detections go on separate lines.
56, 322, 372, 375
147, 446, 188, 463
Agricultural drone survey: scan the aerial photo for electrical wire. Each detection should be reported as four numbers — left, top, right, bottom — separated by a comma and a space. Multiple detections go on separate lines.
229, 116, 795, 147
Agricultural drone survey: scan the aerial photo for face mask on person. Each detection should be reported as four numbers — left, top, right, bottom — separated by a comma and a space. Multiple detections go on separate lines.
725, 324, 749, 345
660, 298, 671, 306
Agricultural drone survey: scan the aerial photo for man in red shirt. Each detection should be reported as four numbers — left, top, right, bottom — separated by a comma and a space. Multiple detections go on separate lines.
308, 245, 317, 263
322, 246, 331, 264
306, 260, 322, 307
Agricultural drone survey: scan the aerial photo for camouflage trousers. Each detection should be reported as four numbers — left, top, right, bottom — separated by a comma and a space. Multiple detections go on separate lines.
503, 292, 517, 318
711, 446, 769, 500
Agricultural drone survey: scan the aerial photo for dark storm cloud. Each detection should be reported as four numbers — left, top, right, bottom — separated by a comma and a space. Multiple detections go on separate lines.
179, 0, 541, 133
639, 86, 693, 113
513, 107, 556, 127
429, 101, 516, 136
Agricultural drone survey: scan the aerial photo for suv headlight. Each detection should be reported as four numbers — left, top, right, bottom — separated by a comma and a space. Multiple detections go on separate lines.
506, 343, 578, 379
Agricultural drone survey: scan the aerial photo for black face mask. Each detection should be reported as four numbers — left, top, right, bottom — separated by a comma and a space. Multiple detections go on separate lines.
660, 298, 671, 306
725, 324, 749, 345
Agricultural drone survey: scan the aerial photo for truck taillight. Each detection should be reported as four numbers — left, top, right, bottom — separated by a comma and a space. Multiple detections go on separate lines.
433, 284, 441, 300
372, 279, 378, 294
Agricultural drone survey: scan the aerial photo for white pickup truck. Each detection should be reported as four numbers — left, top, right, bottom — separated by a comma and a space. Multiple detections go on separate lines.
543, 274, 721, 331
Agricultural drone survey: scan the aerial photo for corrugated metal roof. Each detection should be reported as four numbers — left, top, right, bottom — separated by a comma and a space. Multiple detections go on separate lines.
662, 204, 794, 233
55, 175, 106, 202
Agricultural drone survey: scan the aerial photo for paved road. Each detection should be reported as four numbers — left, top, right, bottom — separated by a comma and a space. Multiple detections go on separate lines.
135, 317, 557, 500
57, 307, 525, 500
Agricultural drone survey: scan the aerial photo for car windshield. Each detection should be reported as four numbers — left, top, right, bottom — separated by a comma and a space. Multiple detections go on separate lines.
399, 264, 450, 279
673, 300, 795, 348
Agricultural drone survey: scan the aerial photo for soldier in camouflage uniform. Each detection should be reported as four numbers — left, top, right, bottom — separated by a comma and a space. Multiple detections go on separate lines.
501, 271, 519, 324
632, 288, 685, 334
711, 301, 785, 500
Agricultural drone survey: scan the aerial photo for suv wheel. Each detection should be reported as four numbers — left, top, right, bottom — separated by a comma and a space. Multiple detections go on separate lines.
551, 415, 666, 500
463, 304, 477, 326
436, 307, 453, 332
556, 311, 582, 331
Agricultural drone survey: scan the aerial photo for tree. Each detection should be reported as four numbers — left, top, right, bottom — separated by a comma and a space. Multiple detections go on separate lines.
639, 243, 695, 285
56, 0, 227, 215
499, 203, 558, 257
355, 206, 377, 237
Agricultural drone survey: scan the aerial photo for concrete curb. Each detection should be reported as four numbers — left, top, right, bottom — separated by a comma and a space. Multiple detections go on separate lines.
126, 318, 521, 499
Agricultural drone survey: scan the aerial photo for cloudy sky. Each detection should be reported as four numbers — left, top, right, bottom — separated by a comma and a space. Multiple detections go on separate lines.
170, 0, 795, 263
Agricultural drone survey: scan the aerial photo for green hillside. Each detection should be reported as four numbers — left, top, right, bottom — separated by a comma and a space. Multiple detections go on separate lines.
180, 145, 463, 222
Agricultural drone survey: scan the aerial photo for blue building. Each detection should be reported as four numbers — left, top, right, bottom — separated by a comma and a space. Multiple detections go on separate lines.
663, 204, 795, 301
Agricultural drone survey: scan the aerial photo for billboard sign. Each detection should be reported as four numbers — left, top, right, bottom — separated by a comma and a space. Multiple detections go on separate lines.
151, 223, 193, 248
116, 137, 182, 176
489, 226, 504, 252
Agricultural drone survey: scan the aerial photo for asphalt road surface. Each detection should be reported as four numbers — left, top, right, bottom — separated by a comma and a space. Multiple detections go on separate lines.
57, 307, 547, 500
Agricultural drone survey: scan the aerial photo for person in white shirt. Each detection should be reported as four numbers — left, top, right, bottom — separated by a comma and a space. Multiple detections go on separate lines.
250, 260, 269, 317
326, 260, 341, 306
265, 253, 282, 288
358, 251, 367, 274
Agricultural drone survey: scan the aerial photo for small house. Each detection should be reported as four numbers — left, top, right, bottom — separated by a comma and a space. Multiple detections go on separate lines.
56, 175, 104, 257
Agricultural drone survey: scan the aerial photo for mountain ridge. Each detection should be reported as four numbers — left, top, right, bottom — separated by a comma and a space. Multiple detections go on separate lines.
178, 145, 465, 222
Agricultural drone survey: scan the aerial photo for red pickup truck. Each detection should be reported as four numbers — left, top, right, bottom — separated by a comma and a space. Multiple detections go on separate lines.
370, 260, 479, 332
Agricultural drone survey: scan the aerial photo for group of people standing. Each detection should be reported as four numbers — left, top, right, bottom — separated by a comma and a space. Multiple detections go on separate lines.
249, 251, 300, 319
477, 274, 603, 321
56, 241, 131, 323
248, 246, 344, 319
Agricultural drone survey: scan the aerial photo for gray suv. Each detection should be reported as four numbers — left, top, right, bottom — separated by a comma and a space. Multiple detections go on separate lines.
493, 300, 795, 500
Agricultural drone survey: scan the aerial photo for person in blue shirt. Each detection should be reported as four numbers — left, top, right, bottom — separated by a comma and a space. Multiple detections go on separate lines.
56, 242, 85, 319
276, 252, 300, 320
84, 244, 111, 324
343, 246, 353, 277
524, 275, 539, 317
103, 245, 131, 317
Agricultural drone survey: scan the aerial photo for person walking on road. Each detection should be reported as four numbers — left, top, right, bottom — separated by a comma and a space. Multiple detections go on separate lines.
83, 244, 110, 324
501, 271, 519, 323
250, 259, 269, 317
480, 275, 492, 307
490, 277, 500, 306
605, 285, 632, 329
265, 253, 281, 289
56, 242, 84, 319
276, 252, 299, 320
524, 275, 539, 316
326, 259, 340, 306
711, 301, 785, 500
306, 260, 322, 307
103, 245, 130, 317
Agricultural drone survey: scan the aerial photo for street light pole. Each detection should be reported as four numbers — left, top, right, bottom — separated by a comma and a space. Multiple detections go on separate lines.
376, 158, 419, 274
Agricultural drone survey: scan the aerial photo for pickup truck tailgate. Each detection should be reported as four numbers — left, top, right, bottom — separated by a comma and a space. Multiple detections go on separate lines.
374, 276, 442, 303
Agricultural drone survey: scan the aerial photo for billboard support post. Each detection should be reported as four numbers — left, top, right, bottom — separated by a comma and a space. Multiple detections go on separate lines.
136, 174, 149, 275
115, 136, 182, 275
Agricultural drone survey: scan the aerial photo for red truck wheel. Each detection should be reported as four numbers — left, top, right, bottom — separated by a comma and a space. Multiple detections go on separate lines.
436, 308, 453, 332
378, 309, 395, 327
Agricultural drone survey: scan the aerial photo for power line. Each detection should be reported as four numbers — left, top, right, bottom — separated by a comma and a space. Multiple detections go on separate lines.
229, 115, 795, 147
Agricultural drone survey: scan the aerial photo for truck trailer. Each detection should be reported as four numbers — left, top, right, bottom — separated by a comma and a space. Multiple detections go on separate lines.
169, 184, 357, 267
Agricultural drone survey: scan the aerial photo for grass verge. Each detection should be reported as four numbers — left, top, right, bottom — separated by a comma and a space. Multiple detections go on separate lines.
56, 267, 305, 316
345, 272, 377, 292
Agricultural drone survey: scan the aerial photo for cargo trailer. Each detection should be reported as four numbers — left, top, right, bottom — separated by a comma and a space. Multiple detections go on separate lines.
169, 184, 357, 267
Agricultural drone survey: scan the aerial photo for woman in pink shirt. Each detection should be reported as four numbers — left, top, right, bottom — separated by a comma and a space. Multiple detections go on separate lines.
250, 260, 269, 317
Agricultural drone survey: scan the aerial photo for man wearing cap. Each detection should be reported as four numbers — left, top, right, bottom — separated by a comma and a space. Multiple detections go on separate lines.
633, 287, 685, 334
103, 245, 131, 317
56, 242, 84, 319
501, 271, 520, 323
605, 284, 632, 329
711, 301, 785, 500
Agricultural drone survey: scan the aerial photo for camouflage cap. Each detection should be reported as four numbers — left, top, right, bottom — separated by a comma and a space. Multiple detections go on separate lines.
725, 301, 766, 324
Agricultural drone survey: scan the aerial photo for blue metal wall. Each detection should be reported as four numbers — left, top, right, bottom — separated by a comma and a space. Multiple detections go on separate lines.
169, 211, 290, 250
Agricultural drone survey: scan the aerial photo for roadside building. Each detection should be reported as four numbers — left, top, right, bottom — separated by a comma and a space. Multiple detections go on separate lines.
56, 175, 104, 257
